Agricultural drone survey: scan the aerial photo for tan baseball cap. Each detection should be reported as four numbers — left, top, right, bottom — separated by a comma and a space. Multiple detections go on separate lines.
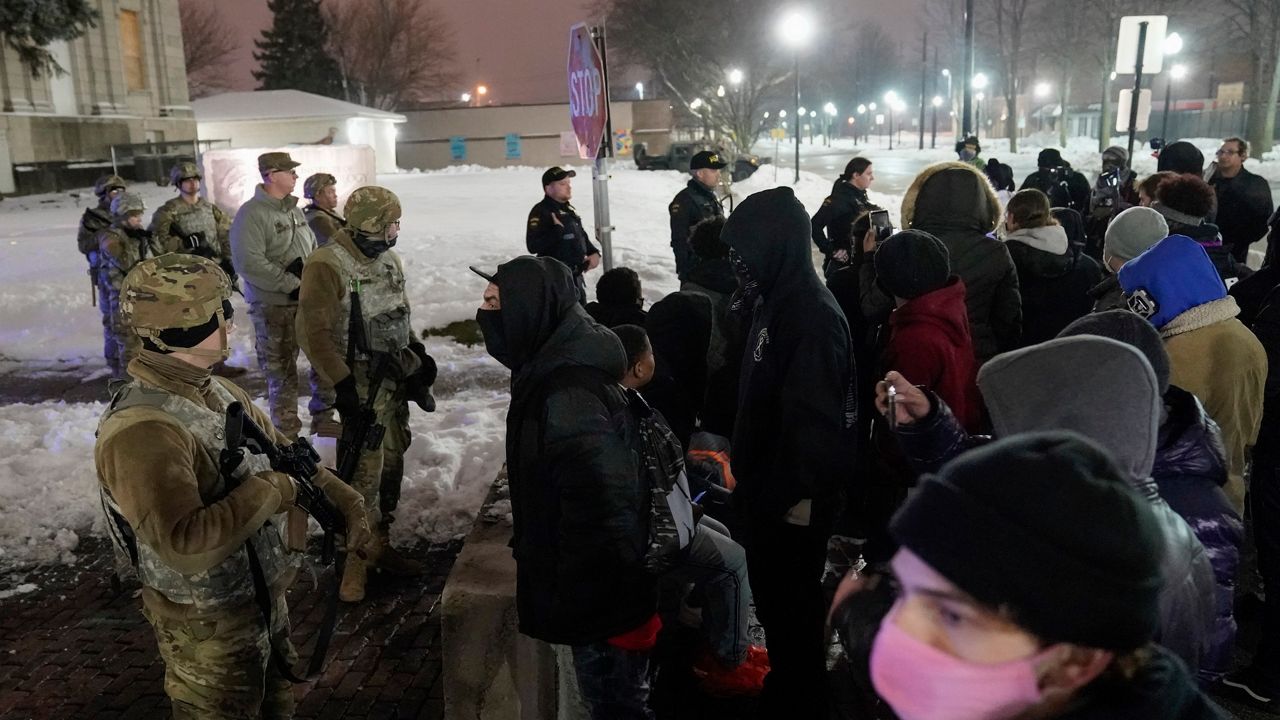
258, 151, 301, 173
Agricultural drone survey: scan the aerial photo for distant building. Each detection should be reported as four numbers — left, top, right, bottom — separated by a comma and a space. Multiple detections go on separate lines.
0, 0, 196, 195
193, 90, 406, 174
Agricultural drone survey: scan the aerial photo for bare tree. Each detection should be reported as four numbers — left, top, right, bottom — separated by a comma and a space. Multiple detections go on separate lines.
599, 0, 792, 153
979, 0, 1037, 153
324, 0, 458, 110
1221, 0, 1280, 154
179, 0, 239, 98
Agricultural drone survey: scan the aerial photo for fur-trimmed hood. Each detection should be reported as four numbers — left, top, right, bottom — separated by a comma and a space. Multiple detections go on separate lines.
902, 161, 1002, 235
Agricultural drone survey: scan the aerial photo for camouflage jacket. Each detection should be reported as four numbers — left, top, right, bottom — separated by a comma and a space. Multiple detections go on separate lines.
150, 196, 232, 260
304, 205, 345, 247
98, 226, 163, 294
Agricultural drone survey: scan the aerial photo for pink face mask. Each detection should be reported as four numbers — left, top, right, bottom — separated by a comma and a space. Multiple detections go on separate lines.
871, 604, 1049, 720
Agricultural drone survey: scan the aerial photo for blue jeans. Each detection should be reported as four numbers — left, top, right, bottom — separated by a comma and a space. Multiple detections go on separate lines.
665, 517, 752, 665
571, 642, 653, 720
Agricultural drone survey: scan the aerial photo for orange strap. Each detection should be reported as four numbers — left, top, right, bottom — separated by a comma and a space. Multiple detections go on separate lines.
687, 449, 736, 490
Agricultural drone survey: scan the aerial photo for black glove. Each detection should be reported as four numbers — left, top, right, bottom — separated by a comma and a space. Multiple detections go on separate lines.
285, 257, 305, 278
219, 257, 238, 281
288, 288, 300, 301
333, 374, 361, 420
404, 341, 438, 413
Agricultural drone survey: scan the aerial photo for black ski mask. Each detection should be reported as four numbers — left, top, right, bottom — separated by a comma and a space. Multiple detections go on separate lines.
727, 247, 760, 316
352, 226, 398, 259
475, 308, 512, 368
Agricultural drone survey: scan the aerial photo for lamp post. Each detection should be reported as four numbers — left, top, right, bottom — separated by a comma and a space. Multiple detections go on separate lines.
1034, 81, 1051, 132
635, 82, 644, 100
971, 73, 988, 139
779, 9, 816, 184
823, 102, 836, 146
931, 95, 942, 148
885, 91, 898, 149
1162, 64, 1187, 142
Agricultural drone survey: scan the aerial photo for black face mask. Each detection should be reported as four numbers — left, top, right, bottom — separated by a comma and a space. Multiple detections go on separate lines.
727, 247, 761, 316
352, 230, 397, 259
475, 308, 512, 369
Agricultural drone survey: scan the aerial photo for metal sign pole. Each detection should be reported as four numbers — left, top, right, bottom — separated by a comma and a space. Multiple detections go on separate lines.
1126, 21, 1149, 166
591, 25, 615, 271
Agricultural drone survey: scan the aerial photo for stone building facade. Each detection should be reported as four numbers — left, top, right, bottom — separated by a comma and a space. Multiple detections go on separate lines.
0, 0, 195, 194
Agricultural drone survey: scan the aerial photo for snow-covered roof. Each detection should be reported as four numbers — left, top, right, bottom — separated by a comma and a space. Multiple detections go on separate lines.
193, 90, 407, 124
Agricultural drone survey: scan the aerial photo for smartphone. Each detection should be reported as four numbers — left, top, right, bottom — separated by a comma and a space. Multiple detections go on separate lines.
870, 209, 893, 242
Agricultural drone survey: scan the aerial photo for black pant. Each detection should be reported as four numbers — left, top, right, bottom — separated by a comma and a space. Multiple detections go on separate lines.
1230, 239, 1254, 264
744, 516, 830, 717
1252, 452, 1280, 685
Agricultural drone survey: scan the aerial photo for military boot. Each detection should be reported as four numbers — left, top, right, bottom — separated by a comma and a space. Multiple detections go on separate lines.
373, 529, 424, 576
339, 556, 367, 602
211, 361, 248, 378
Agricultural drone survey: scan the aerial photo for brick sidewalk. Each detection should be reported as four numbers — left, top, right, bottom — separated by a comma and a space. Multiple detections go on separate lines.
0, 537, 460, 720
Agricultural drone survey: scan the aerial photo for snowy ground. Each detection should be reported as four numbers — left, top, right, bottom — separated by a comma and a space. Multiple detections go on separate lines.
2, 133, 1276, 576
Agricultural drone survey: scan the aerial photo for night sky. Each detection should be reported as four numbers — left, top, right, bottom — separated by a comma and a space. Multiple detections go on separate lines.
221, 0, 924, 105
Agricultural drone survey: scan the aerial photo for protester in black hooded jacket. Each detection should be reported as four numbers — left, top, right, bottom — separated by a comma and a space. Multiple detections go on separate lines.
643, 291, 712, 451
723, 187, 856, 716
1020, 149, 1091, 213
472, 256, 657, 717
903, 161, 1022, 363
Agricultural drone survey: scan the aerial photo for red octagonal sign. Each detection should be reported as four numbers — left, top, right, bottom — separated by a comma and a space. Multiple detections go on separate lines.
567, 23, 608, 160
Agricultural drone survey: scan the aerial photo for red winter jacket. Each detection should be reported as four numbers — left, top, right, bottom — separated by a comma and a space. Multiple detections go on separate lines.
883, 277, 983, 432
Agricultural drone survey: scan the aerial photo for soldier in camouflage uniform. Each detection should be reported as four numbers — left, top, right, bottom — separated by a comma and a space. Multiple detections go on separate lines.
229, 152, 320, 438
79, 174, 125, 325
298, 186, 437, 601
302, 173, 345, 247
95, 253, 373, 720
151, 161, 247, 378
97, 192, 163, 377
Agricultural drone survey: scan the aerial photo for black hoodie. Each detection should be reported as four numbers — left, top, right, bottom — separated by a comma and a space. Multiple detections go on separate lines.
495, 256, 655, 644
723, 188, 856, 524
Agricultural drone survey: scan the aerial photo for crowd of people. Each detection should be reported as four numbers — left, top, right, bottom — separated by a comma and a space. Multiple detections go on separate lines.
79, 136, 1279, 719
482, 138, 1278, 719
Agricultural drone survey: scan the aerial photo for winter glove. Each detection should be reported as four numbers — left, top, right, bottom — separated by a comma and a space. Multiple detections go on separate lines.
321, 480, 374, 556
285, 257, 305, 279
404, 341, 437, 413
333, 374, 361, 420
258, 471, 297, 512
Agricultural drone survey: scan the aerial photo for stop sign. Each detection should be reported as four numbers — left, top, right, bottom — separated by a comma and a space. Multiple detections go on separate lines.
567, 23, 608, 160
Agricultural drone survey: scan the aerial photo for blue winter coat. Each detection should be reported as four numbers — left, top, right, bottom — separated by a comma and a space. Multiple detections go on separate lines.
1153, 386, 1243, 682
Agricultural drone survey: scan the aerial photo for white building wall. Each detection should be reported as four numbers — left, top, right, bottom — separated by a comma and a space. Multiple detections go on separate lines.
197, 117, 402, 174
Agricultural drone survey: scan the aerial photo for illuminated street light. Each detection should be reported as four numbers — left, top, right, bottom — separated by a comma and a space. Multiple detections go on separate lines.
869, 102, 877, 111
798, 105, 807, 116
847, 117, 855, 124
972, 73, 988, 90
717, 85, 726, 98
779, 109, 787, 118
941, 68, 951, 77
1035, 82, 1051, 98
932, 95, 943, 107
690, 97, 704, 110
778, 8, 817, 182
1164, 32, 1183, 56
824, 102, 837, 116
809, 109, 817, 117
728, 68, 745, 85
635, 81, 644, 100
763, 111, 771, 119
1171, 63, 1188, 80
884, 90, 899, 104
460, 92, 471, 103
857, 104, 867, 114
477, 85, 488, 96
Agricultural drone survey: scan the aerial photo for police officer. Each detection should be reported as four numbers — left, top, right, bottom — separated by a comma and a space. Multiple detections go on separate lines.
303, 173, 345, 247
298, 186, 437, 600
151, 161, 247, 378
526, 167, 600, 303
95, 253, 373, 719
79, 174, 126, 303
811, 157, 874, 272
669, 150, 727, 281
97, 192, 162, 377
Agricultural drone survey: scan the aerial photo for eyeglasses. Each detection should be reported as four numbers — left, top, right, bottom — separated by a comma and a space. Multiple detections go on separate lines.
272, 169, 299, 177
1216, 149, 1240, 156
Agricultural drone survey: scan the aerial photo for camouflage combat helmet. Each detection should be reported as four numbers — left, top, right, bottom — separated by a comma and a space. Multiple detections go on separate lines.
122, 254, 232, 356
344, 186, 401, 236
303, 172, 337, 200
94, 174, 126, 197
169, 161, 202, 187
110, 191, 146, 219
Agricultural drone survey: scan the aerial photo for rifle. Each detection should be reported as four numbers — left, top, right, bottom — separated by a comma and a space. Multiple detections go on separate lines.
89, 268, 97, 308
336, 278, 391, 483
219, 400, 348, 680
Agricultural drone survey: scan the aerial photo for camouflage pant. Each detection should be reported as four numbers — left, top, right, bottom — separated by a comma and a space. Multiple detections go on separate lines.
343, 363, 409, 528
142, 593, 296, 720
101, 283, 140, 376
248, 302, 319, 438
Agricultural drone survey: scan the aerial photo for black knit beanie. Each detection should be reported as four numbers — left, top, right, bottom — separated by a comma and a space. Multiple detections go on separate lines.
1157, 141, 1205, 176
874, 230, 950, 300
890, 431, 1164, 651
1057, 310, 1171, 394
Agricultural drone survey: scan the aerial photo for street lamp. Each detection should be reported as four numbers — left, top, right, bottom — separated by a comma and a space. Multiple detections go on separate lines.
1164, 32, 1183, 56
635, 82, 644, 100
885, 91, 898, 149
798, 105, 807, 116
728, 68, 745, 86
476, 85, 488, 104
717, 85, 726, 98
931, 95, 942, 148
1035, 82, 1051, 98
690, 97, 704, 110
975, 91, 985, 138
460, 92, 471, 103
857, 103, 867, 114
972, 73, 988, 91
779, 8, 816, 184
1161, 63, 1188, 141
779, 109, 787, 118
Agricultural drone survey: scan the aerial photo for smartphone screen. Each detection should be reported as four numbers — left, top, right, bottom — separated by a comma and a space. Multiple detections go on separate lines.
870, 210, 892, 241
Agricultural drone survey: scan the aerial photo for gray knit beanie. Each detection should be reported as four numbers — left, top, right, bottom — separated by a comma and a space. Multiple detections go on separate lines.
1104, 206, 1169, 263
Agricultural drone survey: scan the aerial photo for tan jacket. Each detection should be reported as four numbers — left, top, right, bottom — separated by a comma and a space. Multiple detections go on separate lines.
229, 185, 315, 305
